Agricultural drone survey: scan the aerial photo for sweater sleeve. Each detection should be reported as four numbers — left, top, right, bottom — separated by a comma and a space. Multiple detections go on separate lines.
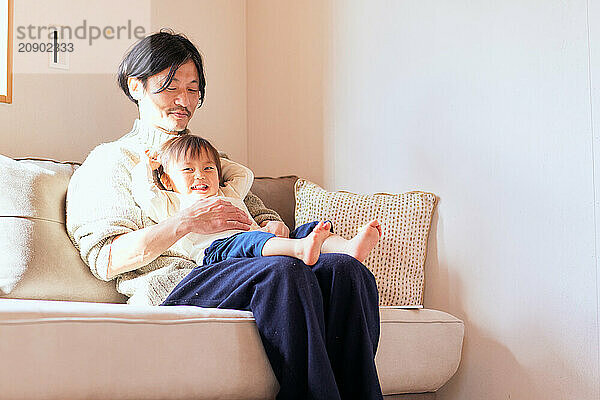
220, 157, 254, 199
244, 190, 283, 226
66, 143, 143, 281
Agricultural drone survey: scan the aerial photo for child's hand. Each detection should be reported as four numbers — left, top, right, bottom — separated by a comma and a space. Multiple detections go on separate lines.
144, 149, 161, 171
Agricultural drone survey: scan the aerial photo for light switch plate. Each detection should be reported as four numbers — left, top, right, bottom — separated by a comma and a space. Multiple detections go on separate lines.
48, 28, 69, 70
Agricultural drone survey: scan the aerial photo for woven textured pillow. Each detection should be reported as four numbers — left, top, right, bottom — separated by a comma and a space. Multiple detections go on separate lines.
294, 179, 437, 306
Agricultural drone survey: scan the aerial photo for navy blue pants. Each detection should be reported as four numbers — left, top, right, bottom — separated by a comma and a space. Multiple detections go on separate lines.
161, 222, 383, 400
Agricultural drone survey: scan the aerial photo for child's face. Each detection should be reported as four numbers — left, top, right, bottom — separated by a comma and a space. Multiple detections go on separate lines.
161, 149, 220, 198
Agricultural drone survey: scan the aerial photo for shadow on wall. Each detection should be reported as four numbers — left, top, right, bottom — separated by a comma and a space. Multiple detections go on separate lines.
424, 210, 533, 398
424, 203, 598, 399
438, 321, 533, 399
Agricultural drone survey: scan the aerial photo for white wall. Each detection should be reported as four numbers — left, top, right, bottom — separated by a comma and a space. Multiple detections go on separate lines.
326, 1, 599, 399
590, 0, 600, 396
247, 0, 326, 185
249, 0, 600, 399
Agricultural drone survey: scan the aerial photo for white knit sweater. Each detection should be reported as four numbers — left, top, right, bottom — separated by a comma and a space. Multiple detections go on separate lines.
66, 119, 282, 306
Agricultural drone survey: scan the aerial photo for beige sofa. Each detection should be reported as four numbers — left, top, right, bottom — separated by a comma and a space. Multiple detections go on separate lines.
0, 156, 464, 400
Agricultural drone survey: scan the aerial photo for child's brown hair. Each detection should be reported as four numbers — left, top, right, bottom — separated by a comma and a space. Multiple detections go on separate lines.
157, 134, 223, 188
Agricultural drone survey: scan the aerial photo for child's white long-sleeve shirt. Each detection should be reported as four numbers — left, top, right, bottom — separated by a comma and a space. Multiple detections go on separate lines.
131, 157, 261, 265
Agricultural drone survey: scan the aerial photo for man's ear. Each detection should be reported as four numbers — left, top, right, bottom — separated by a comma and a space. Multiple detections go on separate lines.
160, 172, 173, 190
127, 77, 144, 101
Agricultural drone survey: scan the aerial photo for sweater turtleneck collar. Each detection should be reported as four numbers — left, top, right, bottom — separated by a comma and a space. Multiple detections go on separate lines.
123, 119, 188, 149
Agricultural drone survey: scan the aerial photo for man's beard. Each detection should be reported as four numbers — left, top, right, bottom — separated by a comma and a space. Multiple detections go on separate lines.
165, 109, 190, 132
161, 116, 187, 133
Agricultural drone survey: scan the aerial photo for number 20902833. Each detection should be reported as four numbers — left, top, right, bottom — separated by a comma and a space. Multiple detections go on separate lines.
18, 42, 74, 52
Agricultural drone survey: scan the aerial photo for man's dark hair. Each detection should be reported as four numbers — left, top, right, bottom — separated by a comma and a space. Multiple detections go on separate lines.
117, 29, 206, 107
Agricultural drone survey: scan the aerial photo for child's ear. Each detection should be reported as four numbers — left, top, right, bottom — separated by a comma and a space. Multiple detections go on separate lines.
160, 173, 173, 190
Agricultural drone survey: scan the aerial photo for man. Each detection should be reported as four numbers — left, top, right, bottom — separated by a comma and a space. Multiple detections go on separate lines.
66, 30, 383, 400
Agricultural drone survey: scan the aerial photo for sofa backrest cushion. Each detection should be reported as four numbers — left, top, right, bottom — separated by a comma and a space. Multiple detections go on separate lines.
0, 155, 127, 303
250, 175, 298, 231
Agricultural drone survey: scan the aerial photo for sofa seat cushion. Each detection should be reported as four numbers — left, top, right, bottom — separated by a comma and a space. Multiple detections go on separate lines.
0, 299, 463, 399
377, 307, 464, 394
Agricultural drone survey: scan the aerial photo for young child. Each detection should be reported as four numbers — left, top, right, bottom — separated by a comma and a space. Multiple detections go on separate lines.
131, 134, 382, 267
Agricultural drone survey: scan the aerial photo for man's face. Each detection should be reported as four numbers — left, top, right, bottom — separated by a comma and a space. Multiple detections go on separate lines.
136, 60, 200, 132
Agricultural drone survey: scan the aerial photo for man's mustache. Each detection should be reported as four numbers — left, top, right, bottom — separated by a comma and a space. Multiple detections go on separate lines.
168, 108, 190, 116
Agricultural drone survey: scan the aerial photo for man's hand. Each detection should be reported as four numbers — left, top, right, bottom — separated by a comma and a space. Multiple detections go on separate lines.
259, 220, 290, 238
180, 197, 253, 235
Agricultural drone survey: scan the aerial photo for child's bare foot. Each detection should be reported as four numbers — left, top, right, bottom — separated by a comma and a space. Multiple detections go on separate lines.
345, 220, 382, 262
295, 221, 332, 265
